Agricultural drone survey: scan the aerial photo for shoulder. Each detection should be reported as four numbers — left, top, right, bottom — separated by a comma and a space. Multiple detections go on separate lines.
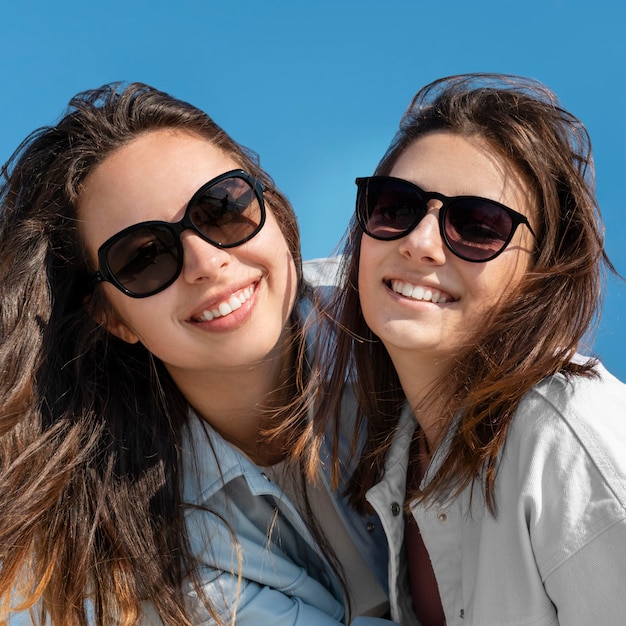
297, 256, 343, 329
302, 256, 343, 288
530, 356, 626, 416
499, 360, 626, 571
512, 358, 626, 491
492, 359, 626, 591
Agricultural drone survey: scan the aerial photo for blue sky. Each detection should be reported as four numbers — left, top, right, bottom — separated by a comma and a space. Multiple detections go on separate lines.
1, 0, 624, 379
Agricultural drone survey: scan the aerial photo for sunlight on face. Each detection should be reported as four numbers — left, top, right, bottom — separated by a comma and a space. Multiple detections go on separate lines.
79, 130, 298, 388
358, 131, 536, 378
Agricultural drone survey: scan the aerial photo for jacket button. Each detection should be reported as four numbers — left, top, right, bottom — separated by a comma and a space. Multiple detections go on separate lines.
366, 522, 375, 532
391, 502, 401, 516
437, 510, 448, 524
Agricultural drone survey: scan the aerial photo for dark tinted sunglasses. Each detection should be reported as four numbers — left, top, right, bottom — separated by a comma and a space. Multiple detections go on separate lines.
90, 169, 265, 298
355, 176, 537, 262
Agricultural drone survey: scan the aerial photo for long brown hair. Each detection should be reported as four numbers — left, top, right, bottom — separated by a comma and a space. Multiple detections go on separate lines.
0, 83, 307, 624
316, 73, 612, 514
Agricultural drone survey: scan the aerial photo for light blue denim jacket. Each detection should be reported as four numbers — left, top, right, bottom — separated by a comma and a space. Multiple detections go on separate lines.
174, 410, 394, 626
8, 407, 395, 626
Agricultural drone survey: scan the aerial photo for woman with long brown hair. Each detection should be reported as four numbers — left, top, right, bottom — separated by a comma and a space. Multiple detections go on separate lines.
0, 83, 394, 625
318, 74, 626, 625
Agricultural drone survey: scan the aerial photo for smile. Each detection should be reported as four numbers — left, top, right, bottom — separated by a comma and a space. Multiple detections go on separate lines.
193, 284, 256, 321
390, 279, 454, 304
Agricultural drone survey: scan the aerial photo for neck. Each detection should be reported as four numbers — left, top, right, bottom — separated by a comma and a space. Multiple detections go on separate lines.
169, 331, 296, 465
391, 351, 452, 452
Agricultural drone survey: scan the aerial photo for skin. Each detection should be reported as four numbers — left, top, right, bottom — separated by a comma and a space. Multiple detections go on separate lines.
79, 129, 298, 461
358, 131, 536, 448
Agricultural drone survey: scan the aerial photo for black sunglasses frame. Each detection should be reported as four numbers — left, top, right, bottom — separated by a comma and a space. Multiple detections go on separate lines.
355, 176, 537, 263
90, 169, 266, 298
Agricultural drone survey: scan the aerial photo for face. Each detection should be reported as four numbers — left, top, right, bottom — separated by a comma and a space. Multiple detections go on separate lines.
79, 129, 298, 393
358, 131, 535, 379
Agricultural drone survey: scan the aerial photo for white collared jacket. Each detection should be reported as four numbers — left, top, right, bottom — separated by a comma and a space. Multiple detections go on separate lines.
367, 360, 626, 625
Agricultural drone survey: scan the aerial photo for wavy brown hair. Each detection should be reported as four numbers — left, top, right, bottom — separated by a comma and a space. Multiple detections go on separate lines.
315, 73, 613, 514
0, 83, 308, 624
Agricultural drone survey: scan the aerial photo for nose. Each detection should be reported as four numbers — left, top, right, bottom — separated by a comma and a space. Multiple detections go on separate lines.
398, 202, 446, 264
180, 230, 231, 283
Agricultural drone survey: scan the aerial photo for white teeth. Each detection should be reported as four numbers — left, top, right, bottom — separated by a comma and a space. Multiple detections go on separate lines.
195, 285, 254, 321
218, 302, 232, 316
228, 295, 242, 310
391, 280, 449, 304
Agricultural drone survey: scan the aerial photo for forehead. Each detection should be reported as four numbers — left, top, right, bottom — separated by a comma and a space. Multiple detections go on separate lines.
78, 129, 241, 256
390, 131, 532, 214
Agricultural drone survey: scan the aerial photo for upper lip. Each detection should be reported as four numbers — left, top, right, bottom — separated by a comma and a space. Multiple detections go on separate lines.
385, 277, 458, 303
187, 280, 259, 321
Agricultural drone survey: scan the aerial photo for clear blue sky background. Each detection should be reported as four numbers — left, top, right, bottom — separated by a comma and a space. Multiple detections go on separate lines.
1, 0, 624, 379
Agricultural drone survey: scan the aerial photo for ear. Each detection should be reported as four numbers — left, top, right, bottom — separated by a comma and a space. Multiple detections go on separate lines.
104, 316, 141, 345
85, 290, 141, 345
89, 304, 140, 345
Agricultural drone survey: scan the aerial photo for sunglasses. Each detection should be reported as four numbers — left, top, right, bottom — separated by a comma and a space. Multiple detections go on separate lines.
90, 169, 266, 298
355, 176, 537, 262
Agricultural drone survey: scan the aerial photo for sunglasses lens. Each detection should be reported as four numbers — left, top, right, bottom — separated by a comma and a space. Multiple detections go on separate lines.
358, 178, 426, 239
189, 177, 262, 247
106, 225, 180, 296
445, 199, 514, 261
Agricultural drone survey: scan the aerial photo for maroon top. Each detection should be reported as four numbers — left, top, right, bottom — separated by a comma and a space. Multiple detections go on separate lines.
405, 437, 446, 625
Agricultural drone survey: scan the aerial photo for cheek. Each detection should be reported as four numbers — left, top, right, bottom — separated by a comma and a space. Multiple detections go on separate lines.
357, 242, 369, 294
358, 237, 376, 277
264, 225, 296, 279
500, 251, 532, 294
253, 218, 299, 317
284, 253, 298, 310
102, 286, 176, 345
467, 254, 530, 309
357, 240, 379, 314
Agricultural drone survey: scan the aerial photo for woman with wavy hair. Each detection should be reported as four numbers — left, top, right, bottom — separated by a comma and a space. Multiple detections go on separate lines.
0, 83, 393, 625
317, 74, 626, 625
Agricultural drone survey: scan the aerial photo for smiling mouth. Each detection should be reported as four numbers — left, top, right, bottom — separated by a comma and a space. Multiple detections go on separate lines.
192, 284, 256, 322
389, 279, 455, 304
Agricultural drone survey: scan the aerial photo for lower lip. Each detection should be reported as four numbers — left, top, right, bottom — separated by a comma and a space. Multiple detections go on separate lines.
190, 282, 260, 332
